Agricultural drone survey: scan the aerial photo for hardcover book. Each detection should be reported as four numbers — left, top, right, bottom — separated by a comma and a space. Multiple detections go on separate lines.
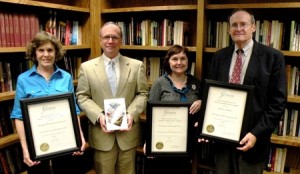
104, 98, 128, 131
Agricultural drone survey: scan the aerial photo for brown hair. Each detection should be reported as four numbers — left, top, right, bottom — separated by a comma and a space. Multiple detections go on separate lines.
163, 44, 191, 74
26, 31, 64, 64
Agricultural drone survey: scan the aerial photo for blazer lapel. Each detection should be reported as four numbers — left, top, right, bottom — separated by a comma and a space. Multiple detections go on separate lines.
220, 47, 234, 82
243, 41, 261, 85
94, 56, 113, 96
116, 56, 130, 96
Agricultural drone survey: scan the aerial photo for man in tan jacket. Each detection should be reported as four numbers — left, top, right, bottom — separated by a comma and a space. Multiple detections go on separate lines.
76, 22, 149, 174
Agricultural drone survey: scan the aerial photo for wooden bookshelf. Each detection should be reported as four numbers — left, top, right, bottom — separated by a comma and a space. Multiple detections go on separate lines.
0, 0, 90, 12
100, 0, 202, 79
101, 5, 197, 13
0, 134, 19, 149
263, 168, 300, 174
271, 135, 300, 147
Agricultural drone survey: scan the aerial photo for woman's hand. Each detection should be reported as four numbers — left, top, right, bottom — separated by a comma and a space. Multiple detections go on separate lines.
23, 150, 40, 167
72, 136, 87, 156
189, 100, 202, 114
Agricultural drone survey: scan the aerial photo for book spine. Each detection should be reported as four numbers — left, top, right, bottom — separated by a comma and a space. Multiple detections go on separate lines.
0, 15, 5, 45
24, 14, 31, 46
8, 13, 14, 47
4, 12, 10, 47
65, 20, 71, 45
12, 13, 21, 47
19, 13, 26, 47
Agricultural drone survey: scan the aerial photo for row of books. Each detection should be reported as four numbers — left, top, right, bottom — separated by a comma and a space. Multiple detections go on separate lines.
116, 18, 190, 46
0, 61, 29, 93
44, 10, 82, 46
277, 108, 300, 137
286, 65, 299, 96
0, 145, 25, 174
0, 102, 15, 138
265, 147, 288, 173
57, 56, 82, 80
207, 21, 230, 49
0, 56, 82, 93
0, 10, 39, 47
206, 19, 300, 51
138, 57, 195, 83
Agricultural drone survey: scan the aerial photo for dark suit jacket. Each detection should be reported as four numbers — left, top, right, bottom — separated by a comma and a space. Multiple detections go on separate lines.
208, 40, 287, 163
76, 55, 149, 151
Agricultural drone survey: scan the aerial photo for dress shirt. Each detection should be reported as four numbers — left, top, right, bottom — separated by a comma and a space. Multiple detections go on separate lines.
229, 39, 254, 84
10, 65, 80, 119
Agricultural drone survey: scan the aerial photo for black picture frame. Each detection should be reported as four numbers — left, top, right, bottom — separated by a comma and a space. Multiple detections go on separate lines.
198, 79, 254, 145
146, 101, 194, 157
20, 92, 81, 161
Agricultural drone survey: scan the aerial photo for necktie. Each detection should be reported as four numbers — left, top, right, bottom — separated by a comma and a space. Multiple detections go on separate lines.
229, 49, 243, 84
108, 60, 117, 96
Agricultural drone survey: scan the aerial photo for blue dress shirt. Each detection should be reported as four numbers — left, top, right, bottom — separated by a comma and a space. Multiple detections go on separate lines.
10, 65, 80, 119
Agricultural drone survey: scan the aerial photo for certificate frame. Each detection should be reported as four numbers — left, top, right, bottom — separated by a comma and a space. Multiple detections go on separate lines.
198, 79, 254, 145
20, 92, 81, 161
146, 101, 194, 157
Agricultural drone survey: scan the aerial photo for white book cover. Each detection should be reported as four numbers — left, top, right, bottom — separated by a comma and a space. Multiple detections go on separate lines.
104, 98, 127, 131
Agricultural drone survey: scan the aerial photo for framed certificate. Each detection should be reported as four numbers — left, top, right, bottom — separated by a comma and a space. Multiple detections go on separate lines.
20, 92, 82, 161
198, 79, 254, 145
146, 101, 194, 157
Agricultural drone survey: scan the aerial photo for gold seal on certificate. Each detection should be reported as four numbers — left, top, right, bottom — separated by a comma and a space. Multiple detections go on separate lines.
156, 142, 164, 150
40, 143, 49, 152
206, 124, 214, 133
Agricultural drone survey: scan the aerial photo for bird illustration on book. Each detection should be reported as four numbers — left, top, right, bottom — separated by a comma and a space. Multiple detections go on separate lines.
114, 112, 125, 126
106, 102, 124, 125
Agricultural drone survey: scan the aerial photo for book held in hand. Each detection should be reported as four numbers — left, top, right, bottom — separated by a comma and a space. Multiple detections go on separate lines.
104, 98, 128, 131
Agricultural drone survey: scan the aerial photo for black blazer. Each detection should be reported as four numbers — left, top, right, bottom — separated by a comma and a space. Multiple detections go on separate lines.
207, 40, 287, 163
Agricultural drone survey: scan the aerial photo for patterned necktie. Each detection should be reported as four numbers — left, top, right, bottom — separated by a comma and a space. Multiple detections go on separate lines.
108, 60, 117, 96
229, 49, 243, 84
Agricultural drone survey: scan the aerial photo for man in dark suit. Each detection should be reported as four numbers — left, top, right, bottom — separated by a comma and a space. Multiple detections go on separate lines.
76, 22, 149, 174
206, 9, 287, 174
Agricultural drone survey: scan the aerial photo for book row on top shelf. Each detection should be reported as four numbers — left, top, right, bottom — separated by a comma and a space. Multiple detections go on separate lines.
101, 11, 197, 47
0, 7, 87, 47
100, 0, 202, 79
100, 0, 199, 47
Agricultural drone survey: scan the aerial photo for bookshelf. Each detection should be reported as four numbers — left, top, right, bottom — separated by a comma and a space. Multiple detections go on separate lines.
199, 0, 300, 174
0, 0, 101, 173
99, 0, 203, 80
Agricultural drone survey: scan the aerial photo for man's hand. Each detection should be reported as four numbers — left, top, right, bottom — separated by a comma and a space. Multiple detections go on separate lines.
237, 132, 257, 152
120, 114, 133, 132
99, 114, 114, 133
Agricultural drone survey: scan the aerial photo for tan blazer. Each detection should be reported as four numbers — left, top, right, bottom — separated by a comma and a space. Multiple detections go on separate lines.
76, 55, 149, 151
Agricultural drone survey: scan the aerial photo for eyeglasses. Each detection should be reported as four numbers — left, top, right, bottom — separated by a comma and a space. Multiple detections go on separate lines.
101, 35, 121, 41
229, 23, 251, 30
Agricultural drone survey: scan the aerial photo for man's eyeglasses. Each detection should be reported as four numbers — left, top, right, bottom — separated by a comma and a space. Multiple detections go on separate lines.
101, 35, 121, 41
230, 23, 251, 30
